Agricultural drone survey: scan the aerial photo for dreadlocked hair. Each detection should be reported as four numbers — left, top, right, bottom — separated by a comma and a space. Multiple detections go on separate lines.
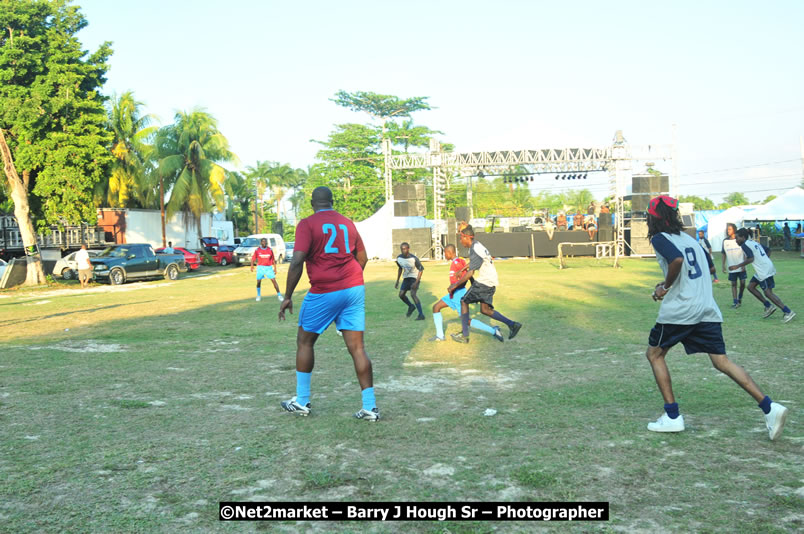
647, 201, 684, 240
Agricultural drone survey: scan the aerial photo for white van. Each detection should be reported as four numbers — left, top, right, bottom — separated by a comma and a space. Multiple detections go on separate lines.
233, 233, 287, 266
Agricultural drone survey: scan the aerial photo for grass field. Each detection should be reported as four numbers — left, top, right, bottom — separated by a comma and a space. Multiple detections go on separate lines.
1, 253, 802, 533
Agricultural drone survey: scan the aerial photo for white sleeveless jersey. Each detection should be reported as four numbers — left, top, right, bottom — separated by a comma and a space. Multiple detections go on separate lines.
652, 232, 723, 325
722, 239, 745, 271
742, 239, 776, 281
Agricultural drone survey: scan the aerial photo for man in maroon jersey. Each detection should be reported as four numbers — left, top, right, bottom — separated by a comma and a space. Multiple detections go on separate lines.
278, 187, 379, 421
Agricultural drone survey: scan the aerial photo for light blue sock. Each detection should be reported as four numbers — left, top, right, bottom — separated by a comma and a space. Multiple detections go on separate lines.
471, 318, 497, 336
361, 387, 376, 411
257, 286, 261, 297
433, 312, 444, 339
296, 371, 311, 406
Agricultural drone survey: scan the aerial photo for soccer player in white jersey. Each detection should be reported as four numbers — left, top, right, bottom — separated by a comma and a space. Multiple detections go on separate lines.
730, 228, 796, 323
448, 225, 522, 343
644, 196, 787, 440
721, 223, 746, 308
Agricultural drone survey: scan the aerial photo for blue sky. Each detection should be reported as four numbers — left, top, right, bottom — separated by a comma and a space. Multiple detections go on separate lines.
76, 0, 804, 202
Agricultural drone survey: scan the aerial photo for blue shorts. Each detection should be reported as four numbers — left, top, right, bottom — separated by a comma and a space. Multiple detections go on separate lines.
441, 288, 468, 312
649, 322, 726, 355
256, 266, 275, 280
299, 285, 365, 334
727, 271, 746, 282
751, 275, 775, 290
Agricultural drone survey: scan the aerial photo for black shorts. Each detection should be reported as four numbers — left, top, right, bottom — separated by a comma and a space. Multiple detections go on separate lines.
728, 271, 747, 282
399, 278, 417, 291
750, 275, 775, 290
649, 322, 726, 355
461, 282, 496, 308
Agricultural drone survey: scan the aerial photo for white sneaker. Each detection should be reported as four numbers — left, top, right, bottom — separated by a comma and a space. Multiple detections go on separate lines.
647, 413, 685, 433
277, 293, 284, 302
765, 402, 788, 441
782, 310, 796, 323
762, 304, 777, 318
256, 295, 261, 302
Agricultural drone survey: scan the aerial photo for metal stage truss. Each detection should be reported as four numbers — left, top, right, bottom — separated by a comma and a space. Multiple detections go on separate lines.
381, 130, 674, 262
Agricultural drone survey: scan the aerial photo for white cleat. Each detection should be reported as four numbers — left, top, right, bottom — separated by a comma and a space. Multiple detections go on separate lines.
256, 295, 261, 302
647, 413, 685, 433
277, 293, 284, 302
765, 402, 788, 441
782, 310, 796, 323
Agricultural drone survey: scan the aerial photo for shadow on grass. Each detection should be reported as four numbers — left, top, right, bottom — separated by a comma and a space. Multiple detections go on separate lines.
0, 300, 158, 328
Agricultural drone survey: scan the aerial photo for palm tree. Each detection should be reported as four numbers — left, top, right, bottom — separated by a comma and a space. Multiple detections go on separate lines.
95, 92, 158, 208
156, 109, 237, 240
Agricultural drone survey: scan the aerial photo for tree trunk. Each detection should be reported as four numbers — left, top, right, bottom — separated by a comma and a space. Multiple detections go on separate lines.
0, 130, 47, 285
160, 175, 166, 247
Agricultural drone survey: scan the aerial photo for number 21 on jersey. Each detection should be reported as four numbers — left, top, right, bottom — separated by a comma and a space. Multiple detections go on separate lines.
323, 224, 350, 253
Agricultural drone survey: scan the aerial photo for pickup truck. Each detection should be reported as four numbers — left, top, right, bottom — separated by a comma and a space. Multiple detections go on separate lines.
91, 244, 187, 285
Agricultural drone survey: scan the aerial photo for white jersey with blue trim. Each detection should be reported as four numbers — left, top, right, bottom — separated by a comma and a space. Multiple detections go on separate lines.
652, 232, 723, 325
722, 239, 745, 271
741, 239, 776, 281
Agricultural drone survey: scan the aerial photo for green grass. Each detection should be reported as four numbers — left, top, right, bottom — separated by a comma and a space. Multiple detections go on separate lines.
1, 255, 802, 533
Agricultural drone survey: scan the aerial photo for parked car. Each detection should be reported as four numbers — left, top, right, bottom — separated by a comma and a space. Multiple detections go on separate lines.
53, 249, 101, 280
155, 246, 201, 270
233, 233, 286, 266
91, 244, 186, 285
0, 258, 6, 280
285, 241, 294, 262
200, 236, 219, 250
210, 244, 236, 266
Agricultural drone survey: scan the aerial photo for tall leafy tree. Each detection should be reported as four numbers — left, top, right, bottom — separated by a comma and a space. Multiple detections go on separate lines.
721, 191, 750, 208
156, 109, 237, 240
331, 91, 430, 134
308, 123, 383, 220
96, 91, 158, 208
1, 0, 113, 284
678, 195, 716, 210
223, 170, 253, 237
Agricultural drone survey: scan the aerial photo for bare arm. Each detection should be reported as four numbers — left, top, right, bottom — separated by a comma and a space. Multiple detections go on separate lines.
278, 252, 305, 321
355, 249, 368, 271
653, 257, 683, 300
730, 256, 754, 271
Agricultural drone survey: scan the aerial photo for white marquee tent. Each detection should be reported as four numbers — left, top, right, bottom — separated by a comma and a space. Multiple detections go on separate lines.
706, 205, 760, 253
743, 187, 804, 222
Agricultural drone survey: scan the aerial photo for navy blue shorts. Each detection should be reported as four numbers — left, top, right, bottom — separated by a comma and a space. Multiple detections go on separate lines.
728, 271, 746, 282
399, 277, 417, 291
751, 275, 775, 290
649, 322, 726, 355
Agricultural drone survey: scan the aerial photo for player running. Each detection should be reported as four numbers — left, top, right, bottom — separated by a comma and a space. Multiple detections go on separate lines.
644, 196, 787, 440
278, 186, 379, 421
429, 244, 504, 342
447, 225, 522, 344
721, 223, 746, 308
730, 228, 796, 322
251, 238, 283, 302
395, 243, 425, 320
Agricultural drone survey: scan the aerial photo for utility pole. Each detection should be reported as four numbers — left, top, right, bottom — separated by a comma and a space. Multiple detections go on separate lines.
160, 176, 166, 247
254, 184, 259, 233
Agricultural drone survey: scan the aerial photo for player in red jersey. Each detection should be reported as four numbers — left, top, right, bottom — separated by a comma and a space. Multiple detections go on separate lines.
429, 244, 504, 342
278, 187, 379, 421
250, 238, 282, 302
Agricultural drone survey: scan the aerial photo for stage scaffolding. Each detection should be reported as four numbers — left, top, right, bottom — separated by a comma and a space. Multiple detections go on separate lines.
382, 130, 674, 263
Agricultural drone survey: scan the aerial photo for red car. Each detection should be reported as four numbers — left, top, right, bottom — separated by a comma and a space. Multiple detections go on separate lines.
156, 247, 201, 270
209, 244, 236, 266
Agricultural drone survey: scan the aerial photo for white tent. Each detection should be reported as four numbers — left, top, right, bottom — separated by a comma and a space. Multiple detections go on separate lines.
355, 201, 393, 260
707, 205, 760, 252
743, 187, 804, 221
